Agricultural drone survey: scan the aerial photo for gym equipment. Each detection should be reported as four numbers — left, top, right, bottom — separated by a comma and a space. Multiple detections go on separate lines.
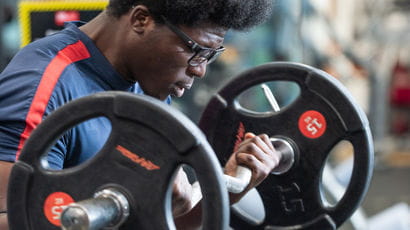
7, 91, 229, 230
7, 62, 374, 230
199, 62, 374, 229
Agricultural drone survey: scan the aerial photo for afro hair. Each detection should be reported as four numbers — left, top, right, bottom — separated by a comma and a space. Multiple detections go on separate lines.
107, 0, 273, 31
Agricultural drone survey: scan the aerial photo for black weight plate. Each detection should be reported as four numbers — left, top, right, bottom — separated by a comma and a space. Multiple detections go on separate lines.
8, 91, 229, 230
199, 62, 374, 229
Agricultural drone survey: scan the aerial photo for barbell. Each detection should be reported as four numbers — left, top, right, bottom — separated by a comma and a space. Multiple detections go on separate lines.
6, 62, 374, 230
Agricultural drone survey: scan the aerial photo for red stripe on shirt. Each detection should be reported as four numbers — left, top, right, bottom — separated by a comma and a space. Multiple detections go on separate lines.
15, 41, 91, 160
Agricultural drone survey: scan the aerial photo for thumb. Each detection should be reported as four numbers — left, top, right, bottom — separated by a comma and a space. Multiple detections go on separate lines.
244, 132, 256, 139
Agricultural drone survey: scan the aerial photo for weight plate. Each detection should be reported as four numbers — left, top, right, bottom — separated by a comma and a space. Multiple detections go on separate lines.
199, 62, 374, 229
8, 91, 229, 230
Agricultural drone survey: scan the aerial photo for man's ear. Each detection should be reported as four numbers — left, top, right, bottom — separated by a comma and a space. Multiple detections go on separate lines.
129, 5, 155, 34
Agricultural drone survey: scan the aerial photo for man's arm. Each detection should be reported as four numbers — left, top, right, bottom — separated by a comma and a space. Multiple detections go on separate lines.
0, 161, 13, 230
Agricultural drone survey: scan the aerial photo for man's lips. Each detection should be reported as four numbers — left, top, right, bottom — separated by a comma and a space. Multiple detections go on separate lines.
170, 82, 192, 97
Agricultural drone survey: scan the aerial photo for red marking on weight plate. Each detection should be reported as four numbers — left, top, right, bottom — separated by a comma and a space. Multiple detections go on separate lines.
298, 110, 327, 138
43, 192, 74, 226
233, 122, 246, 152
116, 145, 160, 170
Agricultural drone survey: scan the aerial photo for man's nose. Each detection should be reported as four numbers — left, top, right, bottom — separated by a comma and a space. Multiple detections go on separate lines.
187, 62, 207, 78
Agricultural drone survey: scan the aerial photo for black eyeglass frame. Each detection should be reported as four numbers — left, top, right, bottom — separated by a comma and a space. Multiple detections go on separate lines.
160, 16, 225, 67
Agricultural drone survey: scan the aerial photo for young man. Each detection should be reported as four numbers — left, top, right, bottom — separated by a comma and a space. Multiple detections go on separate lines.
0, 0, 279, 229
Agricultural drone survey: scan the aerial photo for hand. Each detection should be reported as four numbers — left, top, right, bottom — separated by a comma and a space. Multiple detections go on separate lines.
171, 167, 194, 218
224, 132, 281, 203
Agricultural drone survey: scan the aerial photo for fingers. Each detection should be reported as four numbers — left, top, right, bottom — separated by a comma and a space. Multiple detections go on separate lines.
243, 133, 274, 155
237, 133, 280, 168
257, 133, 275, 152
172, 168, 193, 217
223, 132, 283, 204
235, 152, 272, 182
244, 132, 255, 139
232, 132, 282, 191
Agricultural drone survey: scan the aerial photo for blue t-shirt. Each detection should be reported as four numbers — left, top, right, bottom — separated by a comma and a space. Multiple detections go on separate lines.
0, 22, 170, 169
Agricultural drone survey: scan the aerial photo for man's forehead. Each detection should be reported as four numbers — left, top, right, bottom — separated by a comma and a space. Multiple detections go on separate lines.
183, 22, 227, 38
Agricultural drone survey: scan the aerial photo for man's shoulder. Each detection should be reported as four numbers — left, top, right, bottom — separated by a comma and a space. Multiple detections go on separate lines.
2, 24, 91, 77
26, 27, 81, 55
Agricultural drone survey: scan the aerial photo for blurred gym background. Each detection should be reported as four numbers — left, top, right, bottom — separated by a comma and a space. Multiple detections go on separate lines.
0, 0, 409, 229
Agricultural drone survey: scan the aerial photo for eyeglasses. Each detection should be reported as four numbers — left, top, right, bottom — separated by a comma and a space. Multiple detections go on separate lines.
161, 16, 225, 67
